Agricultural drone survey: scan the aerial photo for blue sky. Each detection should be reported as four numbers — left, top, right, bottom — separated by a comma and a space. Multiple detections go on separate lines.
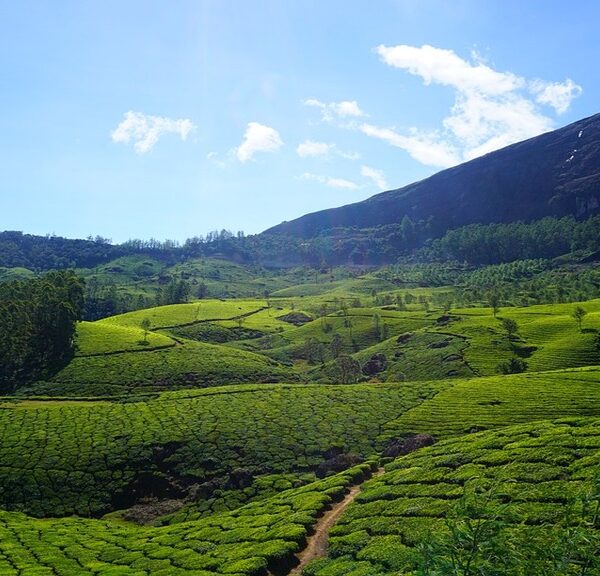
1, 0, 599, 242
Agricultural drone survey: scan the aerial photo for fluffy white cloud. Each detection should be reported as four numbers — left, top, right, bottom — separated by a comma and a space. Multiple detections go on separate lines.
360, 165, 388, 190
301, 172, 359, 190
530, 78, 583, 114
363, 44, 583, 168
304, 98, 366, 121
236, 122, 283, 162
296, 140, 334, 157
111, 111, 195, 153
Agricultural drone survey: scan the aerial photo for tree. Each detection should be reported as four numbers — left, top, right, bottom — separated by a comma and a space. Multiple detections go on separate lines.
196, 281, 208, 299
496, 357, 527, 374
333, 355, 362, 384
330, 332, 343, 358
303, 337, 325, 365
488, 291, 501, 317
140, 318, 151, 345
501, 317, 518, 339
572, 305, 588, 332
0, 271, 84, 392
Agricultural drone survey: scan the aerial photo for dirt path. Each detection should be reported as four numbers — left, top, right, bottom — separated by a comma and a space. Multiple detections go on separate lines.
288, 468, 384, 575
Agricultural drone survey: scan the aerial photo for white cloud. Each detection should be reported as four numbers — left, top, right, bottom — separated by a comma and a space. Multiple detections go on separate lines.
362, 44, 583, 168
360, 165, 388, 190
376, 44, 523, 95
301, 172, 359, 190
207, 152, 226, 169
360, 123, 460, 168
530, 78, 583, 114
304, 98, 366, 121
236, 122, 283, 162
111, 111, 195, 153
338, 150, 361, 161
296, 140, 334, 157
296, 139, 360, 161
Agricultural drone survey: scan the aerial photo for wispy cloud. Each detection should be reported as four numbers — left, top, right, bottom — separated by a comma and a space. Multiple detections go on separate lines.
296, 139, 360, 161
359, 44, 583, 168
206, 151, 226, 169
359, 123, 460, 168
296, 140, 334, 157
111, 111, 195, 153
301, 172, 359, 190
236, 122, 283, 162
360, 165, 388, 190
303, 98, 366, 122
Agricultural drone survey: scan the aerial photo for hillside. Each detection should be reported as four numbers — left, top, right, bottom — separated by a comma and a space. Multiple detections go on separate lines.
1, 272, 599, 574
265, 112, 600, 239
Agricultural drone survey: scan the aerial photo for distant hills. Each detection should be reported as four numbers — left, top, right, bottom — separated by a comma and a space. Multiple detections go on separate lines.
264, 112, 600, 239
2, 112, 600, 270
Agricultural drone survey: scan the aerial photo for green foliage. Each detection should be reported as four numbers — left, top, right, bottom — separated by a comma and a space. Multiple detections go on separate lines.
496, 357, 527, 374
74, 321, 174, 356
51, 339, 291, 392
0, 381, 438, 517
310, 419, 600, 575
381, 367, 600, 441
501, 317, 518, 338
0, 463, 374, 575
0, 271, 84, 391
573, 305, 588, 331
426, 215, 600, 265
332, 355, 362, 384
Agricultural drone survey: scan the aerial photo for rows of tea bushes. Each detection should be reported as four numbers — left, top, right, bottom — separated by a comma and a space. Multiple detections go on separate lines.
308, 418, 600, 575
444, 299, 600, 375
312, 331, 474, 384
0, 463, 375, 575
99, 300, 266, 329
51, 339, 292, 392
75, 321, 176, 356
0, 382, 441, 517
157, 472, 314, 525
382, 367, 600, 442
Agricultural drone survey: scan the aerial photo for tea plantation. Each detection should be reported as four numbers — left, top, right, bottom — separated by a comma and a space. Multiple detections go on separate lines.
307, 418, 600, 575
0, 381, 442, 517
0, 463, 376, 576
2, 276, 600, 573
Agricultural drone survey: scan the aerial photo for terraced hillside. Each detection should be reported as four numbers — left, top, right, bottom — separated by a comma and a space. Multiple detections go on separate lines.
2, 274, 599, 574
0, 381, 442, 517
0, 463, 376, 576
383, 366, 600, 440
308, 418, 600, 575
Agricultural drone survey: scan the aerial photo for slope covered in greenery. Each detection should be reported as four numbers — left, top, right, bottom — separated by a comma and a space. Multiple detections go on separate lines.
308, 418, 600, 575
0, 463, 375, 576
0, 381, 441, 517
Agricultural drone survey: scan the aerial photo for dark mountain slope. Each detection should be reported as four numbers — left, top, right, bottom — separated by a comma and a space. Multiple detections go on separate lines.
264, 112, 600, 239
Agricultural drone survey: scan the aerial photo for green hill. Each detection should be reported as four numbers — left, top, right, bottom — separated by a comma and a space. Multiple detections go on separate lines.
309, 418, 600, 575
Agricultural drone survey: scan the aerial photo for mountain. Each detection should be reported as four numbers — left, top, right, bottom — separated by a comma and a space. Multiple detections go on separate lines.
264, 113, 600, 239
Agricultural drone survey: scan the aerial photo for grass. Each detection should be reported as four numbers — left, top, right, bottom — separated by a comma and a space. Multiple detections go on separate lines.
307, 418, 600, 575
0, 381, 441, 517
